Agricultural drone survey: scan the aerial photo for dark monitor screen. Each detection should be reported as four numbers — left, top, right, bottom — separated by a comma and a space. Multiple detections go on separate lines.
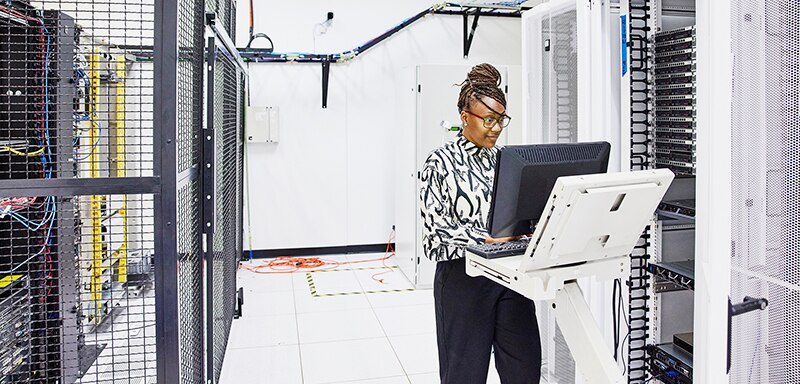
487, 142, 611, 238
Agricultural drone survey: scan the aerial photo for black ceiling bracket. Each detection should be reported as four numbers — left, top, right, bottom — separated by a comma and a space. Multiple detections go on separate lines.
463, 8, 481, 58
322, 59, 331, 109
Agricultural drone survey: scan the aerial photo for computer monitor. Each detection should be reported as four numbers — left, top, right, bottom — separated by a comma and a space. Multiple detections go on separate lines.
487, 142, 611, 238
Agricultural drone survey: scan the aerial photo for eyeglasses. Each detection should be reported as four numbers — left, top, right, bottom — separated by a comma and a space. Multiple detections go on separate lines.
463, 110, 511, 129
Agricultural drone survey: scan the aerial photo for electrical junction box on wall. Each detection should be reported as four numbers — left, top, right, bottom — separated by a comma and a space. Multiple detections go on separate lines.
245, 106, 279, 143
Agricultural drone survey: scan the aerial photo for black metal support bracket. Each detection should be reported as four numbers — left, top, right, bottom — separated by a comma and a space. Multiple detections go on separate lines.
727, 296, 769, 373
463, 8, 481, 58
322, 60, 330, 108
233, 287, 244, 319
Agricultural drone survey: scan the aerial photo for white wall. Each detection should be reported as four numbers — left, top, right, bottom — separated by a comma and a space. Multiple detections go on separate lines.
238, 1, 522, 250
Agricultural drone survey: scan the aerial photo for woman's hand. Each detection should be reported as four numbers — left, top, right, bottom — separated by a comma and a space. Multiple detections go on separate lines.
484, 235, 523, 244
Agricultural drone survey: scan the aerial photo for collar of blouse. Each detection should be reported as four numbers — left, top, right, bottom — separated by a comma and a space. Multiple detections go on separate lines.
457, 132, 497, 158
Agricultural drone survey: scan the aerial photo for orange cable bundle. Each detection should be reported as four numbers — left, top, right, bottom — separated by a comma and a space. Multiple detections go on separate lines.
239, 230, 397, 282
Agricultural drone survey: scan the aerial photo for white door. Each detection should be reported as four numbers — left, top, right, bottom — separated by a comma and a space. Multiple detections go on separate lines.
725, 1, 799, 382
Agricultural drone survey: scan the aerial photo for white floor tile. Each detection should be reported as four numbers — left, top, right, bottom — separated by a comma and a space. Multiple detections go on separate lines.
407, 372, 439, 384
389, 334, 438, 375
297, 309, 385, 344
488, 352, 501, 384
240, 291, 296, 317
373, 305, 436, 337
407, 362, 500, 384
367, 289, 434, 309
226, 315, 298, 348
329, 376, 410, 384
353, 268, 414, 292
294, 288, 372, 314
293, 271, 316, 291
300, 338, 405, 384
218, 345, 302, 384
237, 267, 294, 293
306, 269, 364, 295
487, 370, 501, 384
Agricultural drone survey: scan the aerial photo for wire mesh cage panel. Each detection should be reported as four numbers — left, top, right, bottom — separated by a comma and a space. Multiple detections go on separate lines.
176, 180, 203, 384
207, 44, 245, 384
730, 0, 800, 382
178, 0, 204, 176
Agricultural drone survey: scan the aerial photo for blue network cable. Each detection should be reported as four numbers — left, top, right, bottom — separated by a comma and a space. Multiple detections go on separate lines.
0, 197, 56, 274
6, 197, 56, 231
73, 122, 102, 161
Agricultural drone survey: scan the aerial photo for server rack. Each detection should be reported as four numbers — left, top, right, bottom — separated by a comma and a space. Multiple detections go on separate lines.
624, 12, 701, 384
623, 0, 799, 383
0, 6, 79, 381
643, 25, 698, 384
653, 26, 696, 176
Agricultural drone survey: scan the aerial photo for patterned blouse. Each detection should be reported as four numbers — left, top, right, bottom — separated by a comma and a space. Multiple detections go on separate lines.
419, 132, 499, 262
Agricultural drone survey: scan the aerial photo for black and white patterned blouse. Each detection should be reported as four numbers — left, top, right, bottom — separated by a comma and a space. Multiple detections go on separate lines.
420, 132, 499, 262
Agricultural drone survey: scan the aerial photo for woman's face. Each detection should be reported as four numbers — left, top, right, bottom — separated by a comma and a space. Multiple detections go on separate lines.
460, 96, 506, 149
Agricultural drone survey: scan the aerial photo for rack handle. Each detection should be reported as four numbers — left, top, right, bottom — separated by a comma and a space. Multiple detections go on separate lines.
727, 296, 769, 373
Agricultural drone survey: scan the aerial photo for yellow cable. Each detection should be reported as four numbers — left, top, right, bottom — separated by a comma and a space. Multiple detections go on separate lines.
89, 51, 103, 323
2, 146, 44, 156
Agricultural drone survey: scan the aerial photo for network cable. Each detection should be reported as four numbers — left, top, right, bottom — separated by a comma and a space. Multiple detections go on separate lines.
74, 122, 103, 161
1, 145, 45, 156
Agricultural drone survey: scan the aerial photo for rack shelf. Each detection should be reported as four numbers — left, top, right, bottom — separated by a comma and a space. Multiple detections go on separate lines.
649, 260, 695, 293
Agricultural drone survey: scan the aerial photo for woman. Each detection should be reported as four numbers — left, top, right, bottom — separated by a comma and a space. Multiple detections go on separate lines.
419, 63, 542, 384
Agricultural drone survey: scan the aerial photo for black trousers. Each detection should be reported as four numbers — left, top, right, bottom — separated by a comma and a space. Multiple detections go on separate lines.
434, 258, 542, 384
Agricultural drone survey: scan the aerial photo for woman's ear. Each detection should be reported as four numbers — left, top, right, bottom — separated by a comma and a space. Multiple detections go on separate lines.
460, 111, 468, 126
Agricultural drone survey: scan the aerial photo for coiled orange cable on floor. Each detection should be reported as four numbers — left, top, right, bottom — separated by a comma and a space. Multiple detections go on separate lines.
239, 231, 396, 285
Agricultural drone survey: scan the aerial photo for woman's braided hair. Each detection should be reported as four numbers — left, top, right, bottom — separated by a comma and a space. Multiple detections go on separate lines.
457, 63, 506, 113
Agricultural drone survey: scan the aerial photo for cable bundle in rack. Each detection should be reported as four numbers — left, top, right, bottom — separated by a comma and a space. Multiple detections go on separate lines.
0, 9, 58, 294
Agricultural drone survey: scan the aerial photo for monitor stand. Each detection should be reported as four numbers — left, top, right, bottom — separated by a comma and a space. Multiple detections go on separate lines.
466, 169, 674, 384
551, 280, 625, 383
465, 258, 628, 384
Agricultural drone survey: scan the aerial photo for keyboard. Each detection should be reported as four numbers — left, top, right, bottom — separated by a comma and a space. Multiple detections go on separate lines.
468, 238, 531, 259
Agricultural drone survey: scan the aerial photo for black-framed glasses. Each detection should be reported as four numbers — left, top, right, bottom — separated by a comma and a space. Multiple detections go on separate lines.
464, 110, 511, 129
